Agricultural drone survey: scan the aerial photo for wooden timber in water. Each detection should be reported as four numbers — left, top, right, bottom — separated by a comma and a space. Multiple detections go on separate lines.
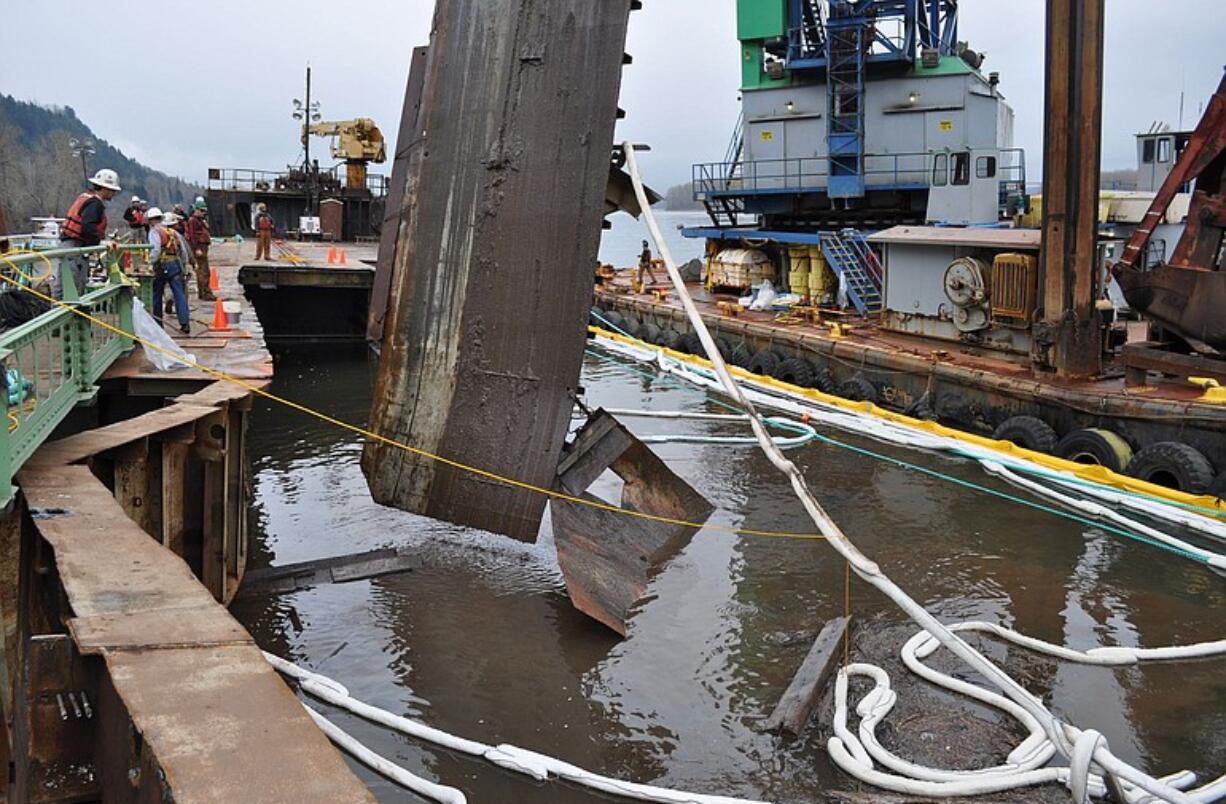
363, 0, 638, 541
764, 616, 851, 737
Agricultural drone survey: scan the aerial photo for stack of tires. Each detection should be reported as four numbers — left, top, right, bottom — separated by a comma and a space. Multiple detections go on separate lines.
992, 415, 1222, 498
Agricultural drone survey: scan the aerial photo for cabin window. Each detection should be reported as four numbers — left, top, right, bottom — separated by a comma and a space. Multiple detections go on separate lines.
932, 153, 948, 186
952, 152, 971, 185
1157, 137, 1172, 163
1142, 139, 1155, 164
975, 155, 997, 179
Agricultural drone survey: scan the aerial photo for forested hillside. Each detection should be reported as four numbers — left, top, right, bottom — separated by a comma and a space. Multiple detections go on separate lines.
0, 94, 202, 234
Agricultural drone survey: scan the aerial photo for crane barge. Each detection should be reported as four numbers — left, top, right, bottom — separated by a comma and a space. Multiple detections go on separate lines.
592, 0, 1226, 500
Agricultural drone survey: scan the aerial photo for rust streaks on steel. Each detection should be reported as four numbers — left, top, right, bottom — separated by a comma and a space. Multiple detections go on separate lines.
1037, 0, 1105, 376
14, 462, 376, 802
364, 0, 637, 541
370, 45, 431, 345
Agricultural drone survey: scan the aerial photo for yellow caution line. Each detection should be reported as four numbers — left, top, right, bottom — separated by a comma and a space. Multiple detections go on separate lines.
0, 258, 820, 542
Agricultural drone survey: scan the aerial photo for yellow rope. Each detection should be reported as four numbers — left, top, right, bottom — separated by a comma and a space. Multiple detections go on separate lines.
0, 254, 822, 542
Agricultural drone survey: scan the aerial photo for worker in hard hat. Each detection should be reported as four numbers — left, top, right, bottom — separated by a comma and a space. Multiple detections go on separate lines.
635, 239, 659, 292
254, 203, 275, 261
57, 168, 121, 298
122, 195, 146, 242
186, 199, 215, 301
146, 207, 192, 334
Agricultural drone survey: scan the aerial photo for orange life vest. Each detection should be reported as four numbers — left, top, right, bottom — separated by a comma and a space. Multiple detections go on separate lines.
62, 191, 107, 242
257, 213, 274, 232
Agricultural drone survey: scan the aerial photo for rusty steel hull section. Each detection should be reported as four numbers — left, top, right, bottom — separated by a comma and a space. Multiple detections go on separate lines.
1115, 265, 1226, 350
363, 0, 636, 540
2, 383, 375, 803
596, 290, 1226, 471
369, 45, 430, 346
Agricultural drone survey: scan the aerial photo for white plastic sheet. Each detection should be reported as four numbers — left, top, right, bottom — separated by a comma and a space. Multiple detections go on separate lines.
131, 299, 196, 371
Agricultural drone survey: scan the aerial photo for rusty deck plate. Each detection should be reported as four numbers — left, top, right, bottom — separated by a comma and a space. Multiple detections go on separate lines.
18, 464, 375, 802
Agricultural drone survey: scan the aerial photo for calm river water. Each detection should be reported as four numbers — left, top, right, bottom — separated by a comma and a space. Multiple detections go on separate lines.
232, 228, 1226, 801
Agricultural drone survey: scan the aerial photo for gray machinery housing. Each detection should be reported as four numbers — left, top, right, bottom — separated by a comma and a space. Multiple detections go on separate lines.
871, 226, 1041, 354
739, 60, 1017, 226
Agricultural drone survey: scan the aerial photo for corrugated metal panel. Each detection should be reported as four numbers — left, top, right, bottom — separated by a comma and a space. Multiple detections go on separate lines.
363, 0, 636, 541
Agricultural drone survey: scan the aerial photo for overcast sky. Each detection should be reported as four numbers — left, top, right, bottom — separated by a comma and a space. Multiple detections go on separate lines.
2, 1, 1221, 191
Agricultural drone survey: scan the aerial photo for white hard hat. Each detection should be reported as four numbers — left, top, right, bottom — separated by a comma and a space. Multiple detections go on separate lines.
162, 213, 179, 226
195, 195, 204, 203
146, 206, 165, 220
131, 195, 141, 203
89, 168, 121, 192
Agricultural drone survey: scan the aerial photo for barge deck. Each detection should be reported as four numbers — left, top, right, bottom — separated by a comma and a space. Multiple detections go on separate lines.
0, 241, 372, 801
595, 276, 1226, 480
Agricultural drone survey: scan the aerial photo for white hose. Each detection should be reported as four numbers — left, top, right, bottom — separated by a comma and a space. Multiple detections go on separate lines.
266, 653, 768, 804
592, 335, 1226, 572
621, 143, 1222, 802
302, 705, 468, 804
596, 408, 817, 449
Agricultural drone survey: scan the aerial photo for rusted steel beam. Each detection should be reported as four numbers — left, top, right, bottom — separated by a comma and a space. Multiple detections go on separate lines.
1035, 0, 1105, 377
370, 46, 430, 346
363, 0, 637, 541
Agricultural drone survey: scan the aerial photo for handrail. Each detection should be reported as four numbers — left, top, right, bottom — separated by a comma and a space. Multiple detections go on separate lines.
693, 149, 1028, 200
208, 166, 389, 195
0, 244, 148, 506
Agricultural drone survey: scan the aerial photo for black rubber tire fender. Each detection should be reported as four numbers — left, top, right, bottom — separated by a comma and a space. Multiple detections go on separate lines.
589, 306, 606, 326
992, 415, 1058, 454
620, 315, 642, 338
602, 309, 625, 331
1054, 428, 1134, 473
1209, 472, 1226, 501
678, 332, 704, 355
714, 336, 734, 361
659, 328, 683, 351
774, 357, 816, 388
1127, 442, 1216, 494
905, 394, 937, 422
747, 350, 780, 377
641, 322, 662, 344
812, 365, 836, 394
729, 342, 754, 369
838, 376, 878, 404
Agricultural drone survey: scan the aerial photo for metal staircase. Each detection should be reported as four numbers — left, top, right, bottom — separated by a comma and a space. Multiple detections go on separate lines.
819, 229, 883, 315
702, 112, 746, 227
824, 9, 868, 200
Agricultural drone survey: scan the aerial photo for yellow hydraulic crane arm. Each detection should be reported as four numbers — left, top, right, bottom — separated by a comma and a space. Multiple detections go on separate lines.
306, 118, 387, 164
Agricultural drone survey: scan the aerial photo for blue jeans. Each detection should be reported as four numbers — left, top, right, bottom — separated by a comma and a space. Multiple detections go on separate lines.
153, 260, 190, 329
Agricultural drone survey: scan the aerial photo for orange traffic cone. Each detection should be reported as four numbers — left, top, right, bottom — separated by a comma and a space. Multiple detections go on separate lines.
338, 249, 347, 265
327, 245, 337, 264
209, 268, 219, 291
211, 298, 229, 331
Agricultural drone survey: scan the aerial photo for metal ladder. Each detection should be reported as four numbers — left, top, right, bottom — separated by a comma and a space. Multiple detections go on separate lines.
702, 113, 746, 228
702, 196, 744, 228
824, 8, 867, 199
819, 230, 882, 315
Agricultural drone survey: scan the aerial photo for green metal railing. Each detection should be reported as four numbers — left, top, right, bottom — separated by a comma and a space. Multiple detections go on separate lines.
0, 244, 150, 507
